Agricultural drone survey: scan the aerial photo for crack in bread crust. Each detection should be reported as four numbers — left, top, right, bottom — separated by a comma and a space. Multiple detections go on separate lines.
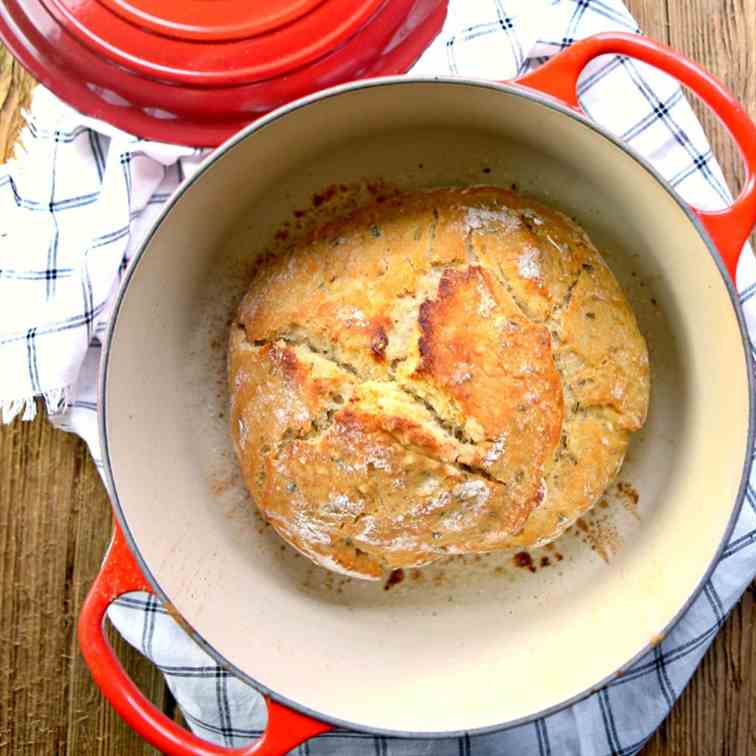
229, 186, 650, 577
238, 327, 510, 487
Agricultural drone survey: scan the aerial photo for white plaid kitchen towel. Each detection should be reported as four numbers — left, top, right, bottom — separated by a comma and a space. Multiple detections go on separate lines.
2, 1, 755, 753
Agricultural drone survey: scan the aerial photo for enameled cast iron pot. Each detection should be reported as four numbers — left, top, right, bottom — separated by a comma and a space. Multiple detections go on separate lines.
78, 34, 756, 755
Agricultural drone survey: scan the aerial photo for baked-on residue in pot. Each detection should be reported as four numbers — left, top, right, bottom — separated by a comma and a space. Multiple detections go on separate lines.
228, 187, 650, 579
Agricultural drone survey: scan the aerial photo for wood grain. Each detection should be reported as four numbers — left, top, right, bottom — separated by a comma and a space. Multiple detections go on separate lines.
0, 415, 169, 755
0, 46, 33, 162
0, 1, 754, 753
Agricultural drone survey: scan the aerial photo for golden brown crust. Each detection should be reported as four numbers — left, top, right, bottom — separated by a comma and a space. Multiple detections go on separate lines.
558, 260, 650, 430
412, 265, 562, 511
229, 187, 650, 578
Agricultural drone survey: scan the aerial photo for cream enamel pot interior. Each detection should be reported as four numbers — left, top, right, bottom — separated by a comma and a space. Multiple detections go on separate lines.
78, 34, 756, 755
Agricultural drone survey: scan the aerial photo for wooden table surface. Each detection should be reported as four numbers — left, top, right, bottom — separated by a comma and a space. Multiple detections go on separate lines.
1, 1, 754, 753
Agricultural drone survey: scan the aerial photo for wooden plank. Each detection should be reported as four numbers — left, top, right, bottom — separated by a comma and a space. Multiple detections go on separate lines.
630, 0, 670, 41
666, 0, 756, 199
0, 414, 73, 752
0, 413, 166, 755
0, 45, 34, 162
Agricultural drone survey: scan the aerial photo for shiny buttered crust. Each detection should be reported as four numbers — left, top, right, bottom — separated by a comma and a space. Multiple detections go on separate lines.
229, 187, 650, 579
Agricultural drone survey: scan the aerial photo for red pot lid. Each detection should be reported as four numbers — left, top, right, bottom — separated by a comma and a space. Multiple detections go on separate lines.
0, 0, 448, 145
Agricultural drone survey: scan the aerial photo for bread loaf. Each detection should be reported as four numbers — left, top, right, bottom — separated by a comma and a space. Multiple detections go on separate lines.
228, 187, 650, 579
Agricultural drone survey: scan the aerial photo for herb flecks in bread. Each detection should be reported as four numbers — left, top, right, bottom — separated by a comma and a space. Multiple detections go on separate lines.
228, 187, 649, 579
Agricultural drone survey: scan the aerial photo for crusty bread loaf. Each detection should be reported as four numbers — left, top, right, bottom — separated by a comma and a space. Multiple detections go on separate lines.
228, 187, 649, 579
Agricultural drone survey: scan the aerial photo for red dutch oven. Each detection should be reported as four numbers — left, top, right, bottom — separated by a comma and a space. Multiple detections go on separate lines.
3, 9, 755, 755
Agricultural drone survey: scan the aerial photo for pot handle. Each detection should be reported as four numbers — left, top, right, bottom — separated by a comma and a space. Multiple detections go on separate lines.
515, 32, 756, 282
78, 523, 332, 755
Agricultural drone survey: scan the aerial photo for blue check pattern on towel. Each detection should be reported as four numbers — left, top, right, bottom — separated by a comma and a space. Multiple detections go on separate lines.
2, 1, 755, 754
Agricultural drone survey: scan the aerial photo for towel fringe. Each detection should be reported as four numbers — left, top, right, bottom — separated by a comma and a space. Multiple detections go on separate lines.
1, 385, 73, 424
